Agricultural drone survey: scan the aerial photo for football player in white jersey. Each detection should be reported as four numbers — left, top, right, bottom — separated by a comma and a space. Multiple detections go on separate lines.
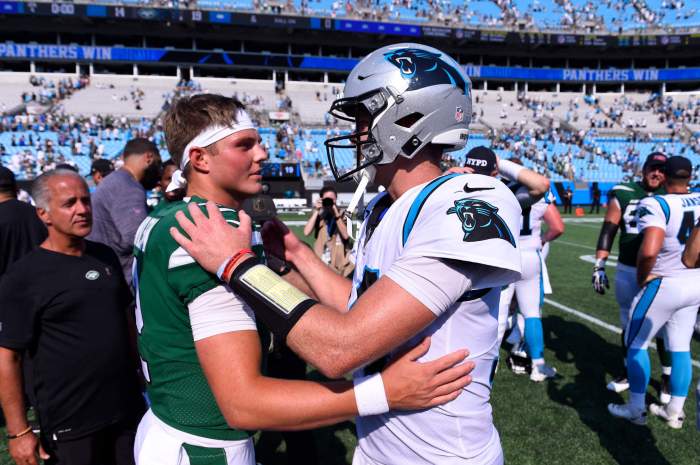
457, 150, 562, 381
608, 156, 700, 429
170, 43, 526, 464
499, 159, 564, 381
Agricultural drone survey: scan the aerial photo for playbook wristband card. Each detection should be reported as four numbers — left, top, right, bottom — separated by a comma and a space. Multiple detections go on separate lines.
228, 257, 317, 339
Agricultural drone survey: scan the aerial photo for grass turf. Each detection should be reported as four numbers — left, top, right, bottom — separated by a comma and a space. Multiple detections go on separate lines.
2, 210, 698, 464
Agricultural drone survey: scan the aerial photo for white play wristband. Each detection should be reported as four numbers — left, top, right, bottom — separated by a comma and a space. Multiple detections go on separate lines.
353, 373, 390, 417
215, 255, 234, 281
498, 159, 525, 181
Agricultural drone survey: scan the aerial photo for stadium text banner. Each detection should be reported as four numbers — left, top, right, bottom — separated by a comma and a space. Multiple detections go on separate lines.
2, 41, 700, 83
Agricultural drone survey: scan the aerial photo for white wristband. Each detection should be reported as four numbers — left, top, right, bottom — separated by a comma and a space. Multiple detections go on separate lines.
498, 159, 525, 181
353, 373, 390, 417
215, 255, 234, 281
594, 257, 607, 269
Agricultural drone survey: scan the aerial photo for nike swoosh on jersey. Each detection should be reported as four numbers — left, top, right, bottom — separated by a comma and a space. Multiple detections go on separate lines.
357, 73, 376, 80
463, 183, 495, 193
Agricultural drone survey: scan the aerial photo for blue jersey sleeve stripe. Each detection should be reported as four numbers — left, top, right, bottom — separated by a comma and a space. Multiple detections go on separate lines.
402, 173, 460, 246
653, 196, 671, 224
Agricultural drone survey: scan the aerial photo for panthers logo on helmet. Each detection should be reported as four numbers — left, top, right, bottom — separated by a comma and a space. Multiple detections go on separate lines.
446, 199, 516, 247
383, 48, 468, 94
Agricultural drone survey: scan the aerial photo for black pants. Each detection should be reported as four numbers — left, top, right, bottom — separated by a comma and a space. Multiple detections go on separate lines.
590, 200, 600, 214
42, 421, 136, 465
563, 201, 572, 214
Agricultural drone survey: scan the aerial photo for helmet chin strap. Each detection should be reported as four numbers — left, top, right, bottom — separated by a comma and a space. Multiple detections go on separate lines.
345, 167, 374, 241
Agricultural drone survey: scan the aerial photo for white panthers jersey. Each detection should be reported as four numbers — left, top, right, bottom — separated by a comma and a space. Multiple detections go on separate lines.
349, 173, 522, 465
509, 183, 555, 251
637, 192, 700, 277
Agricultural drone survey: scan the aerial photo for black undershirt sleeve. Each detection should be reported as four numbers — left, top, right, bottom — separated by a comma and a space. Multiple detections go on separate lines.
596, 221, 619, 253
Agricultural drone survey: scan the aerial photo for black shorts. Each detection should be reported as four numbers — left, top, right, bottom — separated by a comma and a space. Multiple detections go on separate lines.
42, 421, 136, 465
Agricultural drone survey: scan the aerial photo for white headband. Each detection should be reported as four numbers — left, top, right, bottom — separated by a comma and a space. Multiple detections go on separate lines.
166, 109, 255, 192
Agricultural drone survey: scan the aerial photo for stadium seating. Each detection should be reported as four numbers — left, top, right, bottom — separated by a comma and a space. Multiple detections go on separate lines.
61, 75, 177, 118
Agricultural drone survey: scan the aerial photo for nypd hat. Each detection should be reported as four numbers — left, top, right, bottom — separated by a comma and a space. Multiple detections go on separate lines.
643, 151, 667, 169
464, 146, 497, 175
664, 156, 692, 179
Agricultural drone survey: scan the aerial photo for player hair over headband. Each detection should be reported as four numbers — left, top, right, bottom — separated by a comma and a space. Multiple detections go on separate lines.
163, 94, 255, 192
163, 94, 250, 171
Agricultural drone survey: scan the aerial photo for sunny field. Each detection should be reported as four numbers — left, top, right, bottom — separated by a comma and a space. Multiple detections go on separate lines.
2, 210, 698, 465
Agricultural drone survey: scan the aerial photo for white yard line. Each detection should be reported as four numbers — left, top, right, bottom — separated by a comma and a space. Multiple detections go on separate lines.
544, 298, 700, 369
553, 239, 596, 250
563, 218, 604, 224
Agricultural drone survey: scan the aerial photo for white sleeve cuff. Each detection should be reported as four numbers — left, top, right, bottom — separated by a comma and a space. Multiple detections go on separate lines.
188, 285, 257, 341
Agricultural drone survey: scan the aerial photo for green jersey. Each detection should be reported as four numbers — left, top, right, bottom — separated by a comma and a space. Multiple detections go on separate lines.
608, 181, 665, 266
132, 196, 263, 440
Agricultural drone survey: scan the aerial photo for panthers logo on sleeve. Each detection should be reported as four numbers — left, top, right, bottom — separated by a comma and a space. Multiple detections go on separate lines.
637, 205, 652, 218
383, 48, 468, 94
446, 199, 516, 247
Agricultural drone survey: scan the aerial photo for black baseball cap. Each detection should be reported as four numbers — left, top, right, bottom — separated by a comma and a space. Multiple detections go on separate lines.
0, 166, 16, 190
464, 146, 497, 175
664, 156, 692, 179
91, 159, 114, 177
643, 151, 667, 169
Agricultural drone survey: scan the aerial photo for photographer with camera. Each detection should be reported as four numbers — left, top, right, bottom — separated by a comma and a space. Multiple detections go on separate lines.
304, 186, 352, 276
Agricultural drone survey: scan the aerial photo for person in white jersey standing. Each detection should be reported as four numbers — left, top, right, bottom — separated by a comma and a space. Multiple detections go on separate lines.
608, 156, 700, 429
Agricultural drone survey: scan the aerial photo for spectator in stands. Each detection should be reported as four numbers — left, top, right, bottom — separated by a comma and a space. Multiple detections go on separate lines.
89, 138, 161, 286
303, 186, 352, 276
563, 186, 574, 214
0, 169, 144, 465
0, 166, 47, 277
90, 158, 115, 188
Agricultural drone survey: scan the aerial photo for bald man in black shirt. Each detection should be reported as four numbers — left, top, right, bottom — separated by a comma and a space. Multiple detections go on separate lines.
0, 169, 144, 465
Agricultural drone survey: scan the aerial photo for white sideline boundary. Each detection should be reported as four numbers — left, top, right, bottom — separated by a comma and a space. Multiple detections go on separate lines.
544, 298, 700, 369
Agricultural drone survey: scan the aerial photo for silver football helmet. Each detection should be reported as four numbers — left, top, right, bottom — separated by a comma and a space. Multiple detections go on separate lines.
325, 43, 472, 183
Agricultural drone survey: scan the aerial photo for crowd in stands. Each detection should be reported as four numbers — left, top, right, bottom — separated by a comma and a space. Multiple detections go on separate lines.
79, 0, 700, 31
2, 74, 700, 184
20, 75, 89, 108
0, 110, 155, 180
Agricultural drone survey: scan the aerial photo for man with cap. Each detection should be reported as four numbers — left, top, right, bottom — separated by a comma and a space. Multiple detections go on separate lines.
460, 148, 561, 381
0, 166, 47, 277
592, 152, 670, 396
608, 156, 700, 429
90, 159, 114, 188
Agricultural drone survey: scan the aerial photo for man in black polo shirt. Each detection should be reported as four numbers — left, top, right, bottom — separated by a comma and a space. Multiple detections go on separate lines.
0, 169, 145, 465
0, 166, 47, 277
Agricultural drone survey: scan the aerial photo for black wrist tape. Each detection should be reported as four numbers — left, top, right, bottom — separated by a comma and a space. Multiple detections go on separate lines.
596, 221, 619, 252
228, 257, 317, 341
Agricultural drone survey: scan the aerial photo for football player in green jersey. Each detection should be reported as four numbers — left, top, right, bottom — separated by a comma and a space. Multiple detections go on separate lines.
132, 94, 475, 465
592, 152, 668, 395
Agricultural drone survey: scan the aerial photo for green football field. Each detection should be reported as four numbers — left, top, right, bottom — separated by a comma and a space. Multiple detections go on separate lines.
2, 209, 698, 464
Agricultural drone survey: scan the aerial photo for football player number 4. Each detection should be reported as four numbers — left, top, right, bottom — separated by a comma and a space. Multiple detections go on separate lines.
677, 211, 696, 245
